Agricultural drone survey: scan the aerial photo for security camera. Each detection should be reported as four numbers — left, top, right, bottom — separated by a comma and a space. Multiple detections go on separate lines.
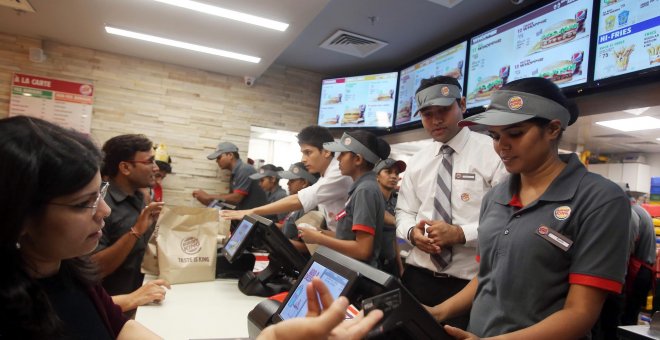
511, 0, 524, 4
244, 76, 256, 87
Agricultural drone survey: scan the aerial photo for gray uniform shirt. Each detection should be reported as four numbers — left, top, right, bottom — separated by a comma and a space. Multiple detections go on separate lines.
231, 159, 267, 211
469, 154, 630, 337
335, 172, 386, 269
632, 203, 656, 265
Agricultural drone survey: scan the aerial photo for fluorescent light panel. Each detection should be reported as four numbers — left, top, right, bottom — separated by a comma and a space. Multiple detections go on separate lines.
105, 26, 260, 63
153, 0, 288, 31
596, 116, 660, 132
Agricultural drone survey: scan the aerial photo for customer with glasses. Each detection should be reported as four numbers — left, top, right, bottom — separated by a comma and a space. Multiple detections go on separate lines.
92, 134, 167, 308
0, 116, 159, 338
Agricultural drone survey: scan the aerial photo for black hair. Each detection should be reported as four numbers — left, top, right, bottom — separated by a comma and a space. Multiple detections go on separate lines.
297, 125, 334, 151
260, 164, 280, 180
0, 117, 101, 338
155, 160, 172, 174
230, 151, 240, 160
415, 76, 463, 107
101, 134, 153, 178
346, 131, 391, 171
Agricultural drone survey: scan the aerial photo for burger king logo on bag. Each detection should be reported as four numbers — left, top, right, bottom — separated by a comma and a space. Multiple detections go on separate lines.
553, 206, 571, 220
181, 237, 202, 255
441, 86, 450, 96
507, 96, 524, 110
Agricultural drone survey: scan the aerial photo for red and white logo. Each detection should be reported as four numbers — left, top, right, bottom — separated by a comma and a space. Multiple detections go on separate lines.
181, 237, 201, 255
538, 226, 549, 235
441, 86, 450, 96
461, 193, 470, 202
553, 206, 571, 220
507, 96, 524, 110
79, 84, 93, 96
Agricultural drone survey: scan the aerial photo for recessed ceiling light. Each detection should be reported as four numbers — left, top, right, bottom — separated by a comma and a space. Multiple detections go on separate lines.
596, 116, 660, 132
623, 107, 650, 115
105, 26, 260, 63
153, 0, 289, 31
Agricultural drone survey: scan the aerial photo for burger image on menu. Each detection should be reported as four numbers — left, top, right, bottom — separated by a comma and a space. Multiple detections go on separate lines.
603, 0, 619, 6
469, 65, 509, 101
541, 19, 580, 49
342, 106, 364, 125
396, 98, 412, 124
539, 60, 578, 83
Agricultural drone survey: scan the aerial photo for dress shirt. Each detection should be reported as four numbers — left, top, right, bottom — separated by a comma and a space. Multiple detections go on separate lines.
396, 127, 508, 279
298, 156, 353, 232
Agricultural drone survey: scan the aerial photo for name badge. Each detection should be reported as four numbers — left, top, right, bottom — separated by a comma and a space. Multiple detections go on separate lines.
335, 209, 347, 221
455, 173, 476, 181
536, 225, 573, 251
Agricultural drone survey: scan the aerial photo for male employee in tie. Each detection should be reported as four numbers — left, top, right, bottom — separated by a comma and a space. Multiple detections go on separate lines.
395, 76, 508, 329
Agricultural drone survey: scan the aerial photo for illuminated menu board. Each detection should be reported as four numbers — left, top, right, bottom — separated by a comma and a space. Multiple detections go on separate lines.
467, 0, 593, 108
594, 0, 660, 80
395, 42, 467, 126
318, 72, 398, 129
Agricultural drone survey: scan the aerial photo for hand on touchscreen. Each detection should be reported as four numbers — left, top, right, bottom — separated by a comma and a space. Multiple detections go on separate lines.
257, 277, 383, 340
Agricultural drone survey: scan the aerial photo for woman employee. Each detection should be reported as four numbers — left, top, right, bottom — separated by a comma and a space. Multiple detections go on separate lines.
429, 78, 630, 339
298, 131, 393, 272
0, 117, 158, 339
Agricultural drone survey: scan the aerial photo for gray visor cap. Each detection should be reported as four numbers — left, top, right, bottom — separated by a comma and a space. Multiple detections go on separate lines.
207, 141, 239, 160
323, 132, 382, 165
415, 84, 462, 115
278, 164, 318, 185
459, 90, 571, 128
249, 169, 280, 180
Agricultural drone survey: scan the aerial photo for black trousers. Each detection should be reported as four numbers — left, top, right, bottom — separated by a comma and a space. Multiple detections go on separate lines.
622, 265, 654, 325
401, 265, 470, 330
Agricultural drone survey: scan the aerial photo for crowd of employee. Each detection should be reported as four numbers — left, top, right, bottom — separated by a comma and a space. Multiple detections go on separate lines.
0, 75, 654, 339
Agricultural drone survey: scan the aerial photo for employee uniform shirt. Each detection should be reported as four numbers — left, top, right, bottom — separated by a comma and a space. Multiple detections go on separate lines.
96, 182, 152, 296
282, 210, 304, 240
267, 186, 288, 221
298, 156, 353, 232
468, 153, 630, 337
335, 171, 385, 269
632, 203, 656, 265
396, 127, 508, 279
382, 191, 398, 262
231, 159, 267, 211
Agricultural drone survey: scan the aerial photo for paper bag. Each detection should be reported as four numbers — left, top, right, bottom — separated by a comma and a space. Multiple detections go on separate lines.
296, 211, 325, 255
141, 223, 160, 275
156, 206, 219, 284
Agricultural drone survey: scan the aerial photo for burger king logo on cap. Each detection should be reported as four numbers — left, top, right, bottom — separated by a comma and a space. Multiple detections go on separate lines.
461, 193, 470, 202
441, 86, 450, 96
538, 226, 549, 235
293, 167, 300, 173
260, 169, 265, 174
181, 237, 201, 255
344, 137, 352, 145
554, 206, 571, 220
507, 96, 524, 111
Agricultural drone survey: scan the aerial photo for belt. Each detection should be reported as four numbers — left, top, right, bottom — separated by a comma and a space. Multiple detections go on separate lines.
411, 265, 456, 279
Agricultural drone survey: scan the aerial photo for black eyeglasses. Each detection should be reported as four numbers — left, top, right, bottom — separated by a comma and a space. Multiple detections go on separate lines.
124, 156, 156, 165
48, 182, 110, 215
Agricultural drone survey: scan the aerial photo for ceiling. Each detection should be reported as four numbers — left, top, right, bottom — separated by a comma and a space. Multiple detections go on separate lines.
1, 0, 659, 155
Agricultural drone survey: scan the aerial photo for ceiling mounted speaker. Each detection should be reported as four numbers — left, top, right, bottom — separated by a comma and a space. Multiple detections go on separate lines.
29, 47, 45, 63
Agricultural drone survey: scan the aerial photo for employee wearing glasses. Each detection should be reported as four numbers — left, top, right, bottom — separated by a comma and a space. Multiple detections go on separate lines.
92, 134, 166, 305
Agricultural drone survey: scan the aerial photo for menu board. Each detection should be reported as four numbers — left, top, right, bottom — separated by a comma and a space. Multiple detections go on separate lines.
594, 0, 660, 80
317, 72, 398, 129
467, 0, 593, 108
395, 42, 467, 126
9, 73, 94, 133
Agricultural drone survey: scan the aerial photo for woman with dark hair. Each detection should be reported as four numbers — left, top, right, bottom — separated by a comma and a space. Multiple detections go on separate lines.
0, 116, 159, 339
298, 131, 394, 272
428, 77, 630, 339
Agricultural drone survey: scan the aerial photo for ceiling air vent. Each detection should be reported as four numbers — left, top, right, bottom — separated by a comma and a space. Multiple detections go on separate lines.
426, 0, 466, 8
0, 0, 35, 12
320, 30, 388, 58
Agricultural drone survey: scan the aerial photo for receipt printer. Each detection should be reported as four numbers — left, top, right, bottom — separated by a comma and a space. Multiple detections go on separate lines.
247, 299, 281, 338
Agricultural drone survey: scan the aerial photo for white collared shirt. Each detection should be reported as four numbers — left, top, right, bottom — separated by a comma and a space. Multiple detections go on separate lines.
396, 127, 508, 280
298, 156, 353, 232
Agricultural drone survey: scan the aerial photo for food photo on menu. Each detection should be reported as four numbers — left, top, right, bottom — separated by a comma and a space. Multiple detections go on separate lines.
466, 0, 593, 108
395, 41, 467, 126
594, 0, 660, 80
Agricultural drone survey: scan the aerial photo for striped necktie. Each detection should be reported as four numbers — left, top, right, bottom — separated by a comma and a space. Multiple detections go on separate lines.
430, 144, 454, 270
